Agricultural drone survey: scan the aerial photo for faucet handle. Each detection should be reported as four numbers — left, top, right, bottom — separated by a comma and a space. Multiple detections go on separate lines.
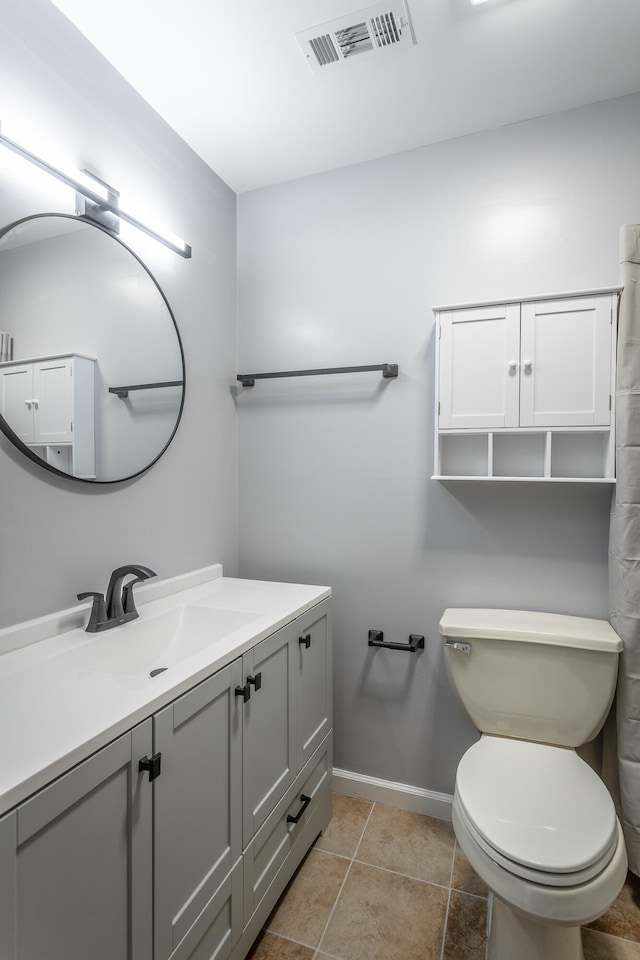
106, 565, 156, 619
77, 591, 108, 633
122, 577, 147, 616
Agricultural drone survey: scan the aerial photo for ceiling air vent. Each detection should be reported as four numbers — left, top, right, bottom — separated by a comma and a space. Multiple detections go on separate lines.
296, 1, 415, 76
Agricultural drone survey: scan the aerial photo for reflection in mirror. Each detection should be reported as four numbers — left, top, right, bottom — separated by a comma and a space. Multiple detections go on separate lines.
0, 214, 184, 482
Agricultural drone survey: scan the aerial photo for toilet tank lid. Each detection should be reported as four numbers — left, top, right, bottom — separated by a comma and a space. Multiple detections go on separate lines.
439, 608, 622, 652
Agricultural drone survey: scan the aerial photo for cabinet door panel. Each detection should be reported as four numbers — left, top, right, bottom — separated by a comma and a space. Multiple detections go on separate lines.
33, 359, 73, 443
0, 812, 16, 960
0, 365, 33, 442
13, 723, 152, 960
166, 860, 243, 960
438, 304, 521, 429
153, 661, 242, 960
242, 626, 295, 846
520, 297, 612, 427
296, 603, 331, 770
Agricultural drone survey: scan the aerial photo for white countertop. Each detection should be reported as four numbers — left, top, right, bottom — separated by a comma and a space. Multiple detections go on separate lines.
0, 566, 330, 816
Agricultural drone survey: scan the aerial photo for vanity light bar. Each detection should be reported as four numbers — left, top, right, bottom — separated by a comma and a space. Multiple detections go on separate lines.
0, 123, 192, 259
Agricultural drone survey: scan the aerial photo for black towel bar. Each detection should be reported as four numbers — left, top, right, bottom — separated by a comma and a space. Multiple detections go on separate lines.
237, 363, 398, 387
109, 380, 183, 399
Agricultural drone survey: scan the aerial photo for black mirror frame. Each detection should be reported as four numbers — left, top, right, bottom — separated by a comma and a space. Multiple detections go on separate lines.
0, 212, 186, 484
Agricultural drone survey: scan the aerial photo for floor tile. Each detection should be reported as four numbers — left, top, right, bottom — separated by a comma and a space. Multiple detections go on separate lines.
246, 931, 315, 959
589, 872, 640, 942
319, 860, 448, 960
583, 928, 640, 959
314, 793, 373, 858
356, 803, 455, 885
451, 843, 488, 898
442, 890, 488, 960
266, 849, 349, 948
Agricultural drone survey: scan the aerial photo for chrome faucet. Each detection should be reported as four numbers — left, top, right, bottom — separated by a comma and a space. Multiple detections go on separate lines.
78, 564, 156, 632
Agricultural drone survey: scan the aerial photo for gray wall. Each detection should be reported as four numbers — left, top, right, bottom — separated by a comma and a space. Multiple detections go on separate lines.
237, 93, 640, 795
0, 0, 238, 627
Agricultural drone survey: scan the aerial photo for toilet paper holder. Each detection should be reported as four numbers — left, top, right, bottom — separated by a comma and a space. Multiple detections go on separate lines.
368, 630, 425, 652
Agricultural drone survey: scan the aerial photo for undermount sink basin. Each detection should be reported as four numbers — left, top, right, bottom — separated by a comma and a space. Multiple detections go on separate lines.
73, 605, 262, 679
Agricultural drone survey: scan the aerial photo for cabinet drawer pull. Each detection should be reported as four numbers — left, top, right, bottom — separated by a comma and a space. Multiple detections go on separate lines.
247, 672, 262, 691
139, 753, 162, 782
287, 793, 312, 825
299, 634, 311, 648
235, 683, 251, 703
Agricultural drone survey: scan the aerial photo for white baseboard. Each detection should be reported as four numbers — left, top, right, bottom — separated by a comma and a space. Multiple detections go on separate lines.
332, 767, 453, 822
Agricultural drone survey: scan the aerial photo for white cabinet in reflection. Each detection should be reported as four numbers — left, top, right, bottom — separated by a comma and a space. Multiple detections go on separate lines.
0, 354, 95, 478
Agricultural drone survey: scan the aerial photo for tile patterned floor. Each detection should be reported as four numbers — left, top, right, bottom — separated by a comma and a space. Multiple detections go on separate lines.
247, 793, 640, 960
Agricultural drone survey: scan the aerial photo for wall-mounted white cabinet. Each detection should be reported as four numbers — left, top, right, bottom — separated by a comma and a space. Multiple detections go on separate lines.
433, 290, 618, 482
0, 353, 95, 478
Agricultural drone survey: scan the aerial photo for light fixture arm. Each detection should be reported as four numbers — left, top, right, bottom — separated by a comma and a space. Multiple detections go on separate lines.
0, 122, 192, 259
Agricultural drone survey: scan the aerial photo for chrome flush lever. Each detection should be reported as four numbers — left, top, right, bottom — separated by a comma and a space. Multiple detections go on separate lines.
445, 639, 472, 654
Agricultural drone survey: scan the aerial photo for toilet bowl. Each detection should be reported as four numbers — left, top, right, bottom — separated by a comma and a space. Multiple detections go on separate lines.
439, 608, 627, 960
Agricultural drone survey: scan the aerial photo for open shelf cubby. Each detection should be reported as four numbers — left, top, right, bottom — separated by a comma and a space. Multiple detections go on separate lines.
434, 430, 614, 483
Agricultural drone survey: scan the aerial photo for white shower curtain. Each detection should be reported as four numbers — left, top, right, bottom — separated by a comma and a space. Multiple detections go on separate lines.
609, 223, 640, 877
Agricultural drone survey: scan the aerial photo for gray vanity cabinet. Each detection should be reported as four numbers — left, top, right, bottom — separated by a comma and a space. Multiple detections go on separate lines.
152, 659, 244, 960
0, 597, 332, 960
0, 721, 153, 960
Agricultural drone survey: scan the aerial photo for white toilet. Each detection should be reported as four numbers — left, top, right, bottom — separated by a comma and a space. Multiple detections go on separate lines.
439, 608, 628, 960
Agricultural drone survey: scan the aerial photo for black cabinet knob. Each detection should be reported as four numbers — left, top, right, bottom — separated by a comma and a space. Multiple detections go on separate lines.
235, 683, 251, 703
139, 753, 162, 782
299, 634, 311, 648
247, 672, 262, 691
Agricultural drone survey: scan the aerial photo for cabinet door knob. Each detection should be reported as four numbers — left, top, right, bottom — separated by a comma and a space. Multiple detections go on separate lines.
299, 634, 311, 648
523, 359, 533, 373
235, 683, 251, 703
508, 360, 518, 373
139, 753, 162, 782
247, 672, 262, 692
287, 794, 312, 825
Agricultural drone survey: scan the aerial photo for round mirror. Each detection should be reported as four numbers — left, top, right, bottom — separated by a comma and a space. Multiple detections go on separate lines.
0, 214, 185, 482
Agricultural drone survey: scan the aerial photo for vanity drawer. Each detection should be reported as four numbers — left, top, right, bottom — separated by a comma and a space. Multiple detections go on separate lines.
243, 733, 333, 924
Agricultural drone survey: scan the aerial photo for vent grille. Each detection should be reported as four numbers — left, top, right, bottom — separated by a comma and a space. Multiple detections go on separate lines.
296, 1, 414, 75
310, 34, 339, 66
372, 13, 401, 46
335, 23, 373, 59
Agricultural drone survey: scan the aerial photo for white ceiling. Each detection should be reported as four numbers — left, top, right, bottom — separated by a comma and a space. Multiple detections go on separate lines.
50, 0, 640, 194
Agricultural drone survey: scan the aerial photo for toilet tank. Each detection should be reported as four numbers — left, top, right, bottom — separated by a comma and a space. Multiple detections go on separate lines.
440, 609, 622, 747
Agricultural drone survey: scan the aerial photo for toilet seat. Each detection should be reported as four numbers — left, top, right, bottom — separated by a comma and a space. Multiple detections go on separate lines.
455, 736, 618, 886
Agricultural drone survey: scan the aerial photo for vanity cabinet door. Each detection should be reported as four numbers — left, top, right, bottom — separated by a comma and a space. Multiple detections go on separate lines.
295, 601, 332, 771
5, 722, 153, 960
241, 623, 296, 847
153, 659, 243, 960
0, 810, 16, 959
